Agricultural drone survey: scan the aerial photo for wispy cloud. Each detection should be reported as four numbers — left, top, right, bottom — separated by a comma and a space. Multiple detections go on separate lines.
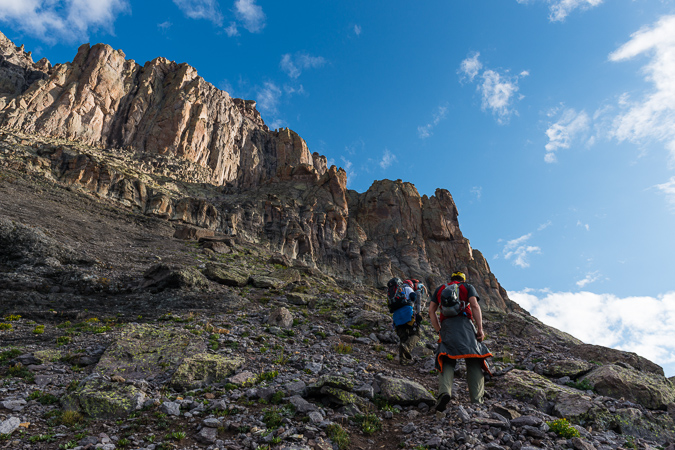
576, 271, 600, 287
173, 0, 222, 25
225, 22, 238, 36
157, 20, 172, 31
501, 233, 541, 268
255, 81, 282, 117
510, 289, 675, 375
608, 15, 675, 166
0, 0, 129, 43
576, 219, 590, 231
471, 186, 482, 201
379, 149, 397, 170
459, 53, 528, 124
516, 0, 604, 22
354, 24, 362, 36
340, 156, 356, 187
654, 176, 675, 211
234, 0, 265, 33
544, 108, 591, 163
280, 53, 327, 79
417, 105, 448, 139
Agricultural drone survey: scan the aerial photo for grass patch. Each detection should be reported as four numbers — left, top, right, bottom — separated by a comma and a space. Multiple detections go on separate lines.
334, 343, 353, 354
0, 323, 12, 331
566, 379, 594, 392
326, 423, 350, 450
353, 413, 382, 435
33, 325, 45, 334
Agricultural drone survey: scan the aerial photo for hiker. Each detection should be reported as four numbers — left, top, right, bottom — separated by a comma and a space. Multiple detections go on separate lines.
429, 271, 492, 409
387, 277, 424, 365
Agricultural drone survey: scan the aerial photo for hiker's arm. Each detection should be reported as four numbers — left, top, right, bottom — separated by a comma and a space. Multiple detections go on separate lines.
429, 301, 441, 333
468, 296, 484, 341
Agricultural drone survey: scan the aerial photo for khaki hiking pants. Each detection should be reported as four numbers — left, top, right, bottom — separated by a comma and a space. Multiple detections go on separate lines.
395, 323, 420, 361
438, 357, 485, 404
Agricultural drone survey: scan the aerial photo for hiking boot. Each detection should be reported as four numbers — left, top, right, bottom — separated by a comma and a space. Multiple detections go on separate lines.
435, 393, 451, 412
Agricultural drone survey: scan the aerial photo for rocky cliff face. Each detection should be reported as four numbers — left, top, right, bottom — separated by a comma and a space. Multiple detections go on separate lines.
0, 31, 516, 312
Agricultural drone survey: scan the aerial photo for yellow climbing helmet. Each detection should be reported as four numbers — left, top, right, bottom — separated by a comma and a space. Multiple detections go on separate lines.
451, 271, 466, 281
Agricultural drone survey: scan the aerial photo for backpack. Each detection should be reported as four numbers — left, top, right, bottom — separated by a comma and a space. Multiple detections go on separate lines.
437, 282, 465, 317
387, 278, 412, 313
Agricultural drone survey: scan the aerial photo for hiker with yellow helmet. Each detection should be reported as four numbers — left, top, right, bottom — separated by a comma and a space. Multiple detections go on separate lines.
429, 271, 492, 410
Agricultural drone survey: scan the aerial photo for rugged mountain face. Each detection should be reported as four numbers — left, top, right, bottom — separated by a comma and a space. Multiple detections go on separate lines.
0, 31, 515, 312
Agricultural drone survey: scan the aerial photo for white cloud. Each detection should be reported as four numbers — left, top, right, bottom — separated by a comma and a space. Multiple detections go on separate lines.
379, 149, 397, 170
417, 105, 448, 139
458, 53, 526, 124
516, 0, 604, 22
502, 233, 541, 268
225, 22, 238, 36
576, 271, 600, 287
654, 176, 675, 210
576, 220, 589, 230
354, 24, 361, 36
280, 53, 326, 79
459, 52, 483, 82
544, 108, 591, 162
608, 15, 675, 166
234, 0, 265, 33
510, 289, 675, 373
480, 70, 520, 123
172, 0, 222, 25
0, 0, 129, 42
255, 81, 282, 117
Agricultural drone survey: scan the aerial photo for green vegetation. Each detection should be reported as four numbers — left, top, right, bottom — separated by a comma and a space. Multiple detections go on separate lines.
4, 315, 21, 321
56, 336, 72, 346
0, 349, 21, 363
566, 379, 594, 391
27, 390, 59, 405
325, 423, 350, 450
334, 343, 353, 354
547, 418, 581, 439
353, 413, 382, 435
257, 370, 279, 383
0, 323, 12, 331
32, 325, 45, 334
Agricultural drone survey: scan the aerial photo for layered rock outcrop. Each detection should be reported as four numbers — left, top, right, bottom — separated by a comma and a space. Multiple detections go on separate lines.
0, 31, 516, 311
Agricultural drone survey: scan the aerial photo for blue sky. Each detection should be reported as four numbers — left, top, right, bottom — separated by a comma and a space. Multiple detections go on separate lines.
2, 0, 674, 376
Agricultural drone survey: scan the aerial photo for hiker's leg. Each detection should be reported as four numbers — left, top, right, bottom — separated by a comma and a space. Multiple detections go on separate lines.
438, 357, 456, 396
466, 358, 485, 404
402, 331, 418, 360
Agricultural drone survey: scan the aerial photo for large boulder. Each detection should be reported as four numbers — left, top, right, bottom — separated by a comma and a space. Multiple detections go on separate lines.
376, 375, 435, 406
61, 377, 145, 419
497, 369, 595, 420
542, 359, 596, 378
581, 364, 675, 410
95, 324, 206, 382
609, 407, 675, 444
0, 217, 82, 267
140, 264, 208, 290
203, 262, 249, 287
267, 307, 294, 328
569, 344, 663, 376
170, 353, 244, 391
348, 310, 391, 329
